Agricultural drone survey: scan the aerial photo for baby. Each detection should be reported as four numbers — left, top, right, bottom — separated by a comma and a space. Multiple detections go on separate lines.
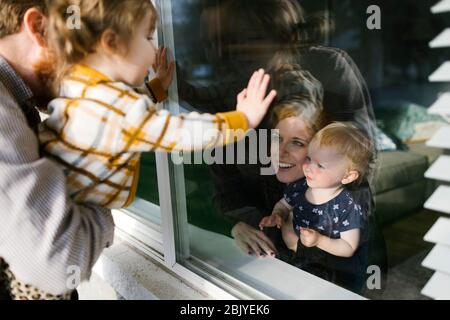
260, 122, 373, 258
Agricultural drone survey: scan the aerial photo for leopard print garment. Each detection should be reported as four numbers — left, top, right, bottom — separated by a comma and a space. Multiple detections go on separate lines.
0, 257, 72, 300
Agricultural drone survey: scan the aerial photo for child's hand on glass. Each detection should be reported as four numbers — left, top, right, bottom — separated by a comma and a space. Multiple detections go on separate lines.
153, 47, 175, 91
299, 227, 321, 248
259, 214, 283, 230
236, 69, 277, 129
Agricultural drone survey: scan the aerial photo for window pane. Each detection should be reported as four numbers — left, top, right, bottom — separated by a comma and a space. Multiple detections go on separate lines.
162, 0, 445, 299
122, 138, 162, 251
136, 152, 160, 206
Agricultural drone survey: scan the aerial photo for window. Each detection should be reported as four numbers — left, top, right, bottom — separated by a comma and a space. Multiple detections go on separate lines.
152, 0, 374, 299
117, 0, 447, 300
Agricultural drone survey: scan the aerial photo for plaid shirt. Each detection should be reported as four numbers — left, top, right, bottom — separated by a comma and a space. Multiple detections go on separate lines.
39, 64, 248, 208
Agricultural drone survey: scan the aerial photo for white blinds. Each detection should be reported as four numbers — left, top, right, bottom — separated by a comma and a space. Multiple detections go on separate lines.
421, 3, 450, 298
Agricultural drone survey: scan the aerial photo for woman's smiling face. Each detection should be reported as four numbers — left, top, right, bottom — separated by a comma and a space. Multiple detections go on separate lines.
271, 117, 314, 184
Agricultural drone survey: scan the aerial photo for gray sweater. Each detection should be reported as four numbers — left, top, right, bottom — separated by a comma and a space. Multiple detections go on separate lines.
0, 56, 115, 295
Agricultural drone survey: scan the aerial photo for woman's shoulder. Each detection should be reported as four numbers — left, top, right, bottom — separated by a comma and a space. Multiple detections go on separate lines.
301, 46, 359, 76
300, 45, 368, 98
302, 46, 352, 64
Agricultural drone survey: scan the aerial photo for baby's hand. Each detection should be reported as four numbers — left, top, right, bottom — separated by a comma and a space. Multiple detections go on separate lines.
236, 69, 277, 129
153, 47, 175, 91
259, 214, 283, 230
299, 227, 320, 248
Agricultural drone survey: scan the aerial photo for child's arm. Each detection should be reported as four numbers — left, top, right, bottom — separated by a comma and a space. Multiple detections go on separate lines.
300, 228, 360, 258
259, 198, 292, 230
281, 211, 300, 252
120, 69, 276, 153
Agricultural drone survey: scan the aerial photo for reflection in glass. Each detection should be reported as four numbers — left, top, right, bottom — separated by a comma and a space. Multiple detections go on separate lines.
162, 0, 445, 299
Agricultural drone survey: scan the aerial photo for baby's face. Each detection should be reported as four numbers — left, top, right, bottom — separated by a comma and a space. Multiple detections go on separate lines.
302, 140, 352, 189
271, 117, 313, 184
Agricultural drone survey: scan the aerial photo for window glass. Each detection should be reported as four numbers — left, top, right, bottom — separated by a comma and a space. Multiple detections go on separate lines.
136, 152, 159, 206
163, 0, 445, 299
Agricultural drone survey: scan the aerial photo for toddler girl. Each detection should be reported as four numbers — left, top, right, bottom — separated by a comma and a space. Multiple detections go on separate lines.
40, 0, 276, 208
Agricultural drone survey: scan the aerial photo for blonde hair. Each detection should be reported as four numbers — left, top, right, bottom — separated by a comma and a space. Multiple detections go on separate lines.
272, 101, 325, 137
46, 0, 156, 76
312, 122, 374, 185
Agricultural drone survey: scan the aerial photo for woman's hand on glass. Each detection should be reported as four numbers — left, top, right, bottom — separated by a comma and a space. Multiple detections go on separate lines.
231, 222, 278, 258
153, 47, 176, 91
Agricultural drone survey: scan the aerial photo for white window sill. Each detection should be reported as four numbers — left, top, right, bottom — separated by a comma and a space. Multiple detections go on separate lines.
188, 225, 366, 300
79, 223, 365, 300
78, 235, 209, 300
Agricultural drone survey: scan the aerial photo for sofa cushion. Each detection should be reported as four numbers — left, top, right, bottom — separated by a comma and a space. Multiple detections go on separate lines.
375, 101, 448, 143
373, 151, 428, 195
375, 180, 427, 226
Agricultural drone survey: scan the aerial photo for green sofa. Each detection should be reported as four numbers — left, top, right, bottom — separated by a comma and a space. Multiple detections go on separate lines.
373, 144, 441, 227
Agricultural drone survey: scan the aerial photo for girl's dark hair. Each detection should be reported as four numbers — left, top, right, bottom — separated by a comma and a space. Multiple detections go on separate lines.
300, 11, 335, 47
220, 0, 333, 70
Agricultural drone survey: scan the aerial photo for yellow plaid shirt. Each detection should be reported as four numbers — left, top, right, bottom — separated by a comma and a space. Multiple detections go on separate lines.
38, 65, 248, 208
